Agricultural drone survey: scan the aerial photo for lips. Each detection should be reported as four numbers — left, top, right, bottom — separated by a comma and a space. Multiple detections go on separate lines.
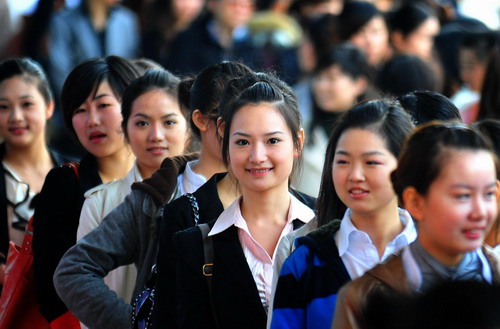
348, 187, 369, 198
147, 147, 168, 156
462, 227, 486, 240
88, 131, 106, 143
8, 126, 28, 135
247, 168, 272, 176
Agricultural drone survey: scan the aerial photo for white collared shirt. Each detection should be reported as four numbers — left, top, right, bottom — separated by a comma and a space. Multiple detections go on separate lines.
177, 160, 207, 195
334, 207, 417, 279
209, 193, 315, 311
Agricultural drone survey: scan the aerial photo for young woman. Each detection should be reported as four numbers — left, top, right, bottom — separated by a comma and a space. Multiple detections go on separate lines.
332, 122, 500, 329
52, 62, 250, 329
0, 58, 73, 281
76, 68, 189, 304
474, 119, 500, 253
295, 43, 374, 196
270, 99, 416, 329
32, 56, 139, 327
172, 72, 315, 329
153, 63, 315, 329
387, 2, 440, 61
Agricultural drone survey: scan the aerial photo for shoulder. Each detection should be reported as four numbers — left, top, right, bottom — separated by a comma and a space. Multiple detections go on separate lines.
110, 5, 138, 22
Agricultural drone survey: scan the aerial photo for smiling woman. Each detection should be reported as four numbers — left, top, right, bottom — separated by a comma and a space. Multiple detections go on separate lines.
75, 68, 188, 307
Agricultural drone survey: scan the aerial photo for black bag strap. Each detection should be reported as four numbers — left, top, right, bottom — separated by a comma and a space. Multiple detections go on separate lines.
186, 193, 218, 327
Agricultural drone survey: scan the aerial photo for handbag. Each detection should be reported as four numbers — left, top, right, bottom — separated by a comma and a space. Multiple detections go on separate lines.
0, 162, 80, 329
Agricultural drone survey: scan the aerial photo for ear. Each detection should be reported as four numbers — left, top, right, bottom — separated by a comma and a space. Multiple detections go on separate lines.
217, 117, 225, 139
402, 186, 425, 222
294, 128, 305, 158
391, 31, 406, 52
46, 100, 55, 119
354, 77, 368, 97
192, 109, 210, 133
496, 180, 500, 199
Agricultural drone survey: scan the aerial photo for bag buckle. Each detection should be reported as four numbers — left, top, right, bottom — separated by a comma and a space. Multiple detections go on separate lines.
203, 263, 213, 277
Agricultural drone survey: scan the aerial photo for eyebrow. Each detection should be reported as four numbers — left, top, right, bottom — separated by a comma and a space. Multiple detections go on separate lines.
0, 94, 35, 101
93, 93, 112, 101
133, 113, 178, 119
335, 150, 387, 157
232, 131, 285, 137
450, 182, 498, 189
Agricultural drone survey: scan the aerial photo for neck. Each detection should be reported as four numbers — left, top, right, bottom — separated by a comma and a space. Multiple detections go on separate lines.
216, 174, 241, 209
4, 137, 51, 168
240, 183, 290, 225
350, 199, 403, 258
417, 235, 465, 267
96, 146, 135, 183
88, 0, 109, 31
190, 148, 226, 181
212, 19, 233, 49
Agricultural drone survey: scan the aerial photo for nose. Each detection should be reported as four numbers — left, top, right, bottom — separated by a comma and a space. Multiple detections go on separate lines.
149, 122, 164, 142
249, 142, 266, 164
470, 196, 487, 221
9, 106, 23, 122
349, 163, 365, 182
86, 107, 100, 127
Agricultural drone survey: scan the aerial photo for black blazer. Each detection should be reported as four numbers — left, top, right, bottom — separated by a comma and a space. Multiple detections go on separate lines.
174, 219, 306, 329
0, 143, 75, 257
32, 153, 101, 322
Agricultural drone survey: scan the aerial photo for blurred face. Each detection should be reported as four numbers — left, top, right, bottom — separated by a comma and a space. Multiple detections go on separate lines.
126, 89, 188, 178
459, 48, 486, 92
211, 0, 255, 31
412, 150, 498, 266
72, 80, 127, 159
332, 128, 398, 219
299, 0, 344, 18
173, 0, 205, 28
227, 103, 300, 194
312, 65, 365, 112
350, 16, 390, 66
395, 17, 439, 60
0, 76, 53, 148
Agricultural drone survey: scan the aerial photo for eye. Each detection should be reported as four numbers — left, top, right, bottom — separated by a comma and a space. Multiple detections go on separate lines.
366, 161, 381, 165
73, 108, 86, 115
268, 138, 280, 144
97, 103, 110, 109
335, 159, 348, 165
22, 102, 34, 108
135, 120, 148, 127
235, 139, 249, 146
485, 190, 497, 200
0, 104, 8, 111
165, 120, 177, 126
455, 193, 471, 201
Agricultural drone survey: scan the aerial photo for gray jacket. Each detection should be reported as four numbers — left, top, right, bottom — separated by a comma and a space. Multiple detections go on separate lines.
54, 154, 197, 329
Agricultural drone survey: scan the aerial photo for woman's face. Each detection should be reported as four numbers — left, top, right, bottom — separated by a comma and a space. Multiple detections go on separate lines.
459, 48, 487, 92
332, 128, 398, 219
0, 76, 53, 148
393, 17, 440, 60
173, 0, 205, 29
410, 149, 498, 266
227, 103, 301, 194
312, 64, 366, 112
350, 16, 390, 66
71, 80, 127, 159
126, 89, 188, 178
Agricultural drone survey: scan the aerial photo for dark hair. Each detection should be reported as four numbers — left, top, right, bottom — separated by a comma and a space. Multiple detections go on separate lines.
120, 68, 182, 139
397, 90, 461, 125
477, 48, 500, 121
316, 99, 414, 226
184, 61, 253, 139
0, 57, 53, 104
338, 1, 382, 41
132, 58, 163, 74
314, 43, 372, 80
219, 72, 303, 183
460, 31, 498, 63
60, 56, 141, 137
391, 122, 495, 202
377, 54, 437, 97
388, 2, 436, 38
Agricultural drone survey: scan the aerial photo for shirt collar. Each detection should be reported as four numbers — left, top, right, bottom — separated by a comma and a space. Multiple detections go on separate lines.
337, 207, 417, 256
208, 193, 315, 236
